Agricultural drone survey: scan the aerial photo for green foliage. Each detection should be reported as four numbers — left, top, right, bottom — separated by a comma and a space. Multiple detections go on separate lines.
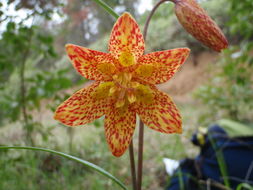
0, 23, 73, 125
0, 151, 122, 190
195, 45, 253, 123
229, 0, 253, 39
0, 1, 77, 147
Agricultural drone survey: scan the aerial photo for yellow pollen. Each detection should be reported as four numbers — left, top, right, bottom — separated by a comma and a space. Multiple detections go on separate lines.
119, 51, 135, 67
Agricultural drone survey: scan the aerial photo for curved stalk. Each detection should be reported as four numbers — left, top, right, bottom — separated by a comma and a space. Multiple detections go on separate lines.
143, 0, 169, 40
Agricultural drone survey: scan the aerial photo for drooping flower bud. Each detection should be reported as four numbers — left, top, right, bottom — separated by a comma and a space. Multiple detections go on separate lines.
172, 0, 228, 52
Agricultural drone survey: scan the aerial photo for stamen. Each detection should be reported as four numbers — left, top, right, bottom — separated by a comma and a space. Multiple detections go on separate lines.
113, 75, 118, 80
124, 73, 132, 82
109, 86, 117, 96
127, 92, 136, 104
116, 89, 126, 108
131, 81, 140, 88
116, 99, 125, 108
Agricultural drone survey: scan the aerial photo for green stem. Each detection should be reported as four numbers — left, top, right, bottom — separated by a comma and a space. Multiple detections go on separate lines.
91, 0, 119, 19
236, 183, 253, 190
0, 146, 128, 190
20, 28, 34, 146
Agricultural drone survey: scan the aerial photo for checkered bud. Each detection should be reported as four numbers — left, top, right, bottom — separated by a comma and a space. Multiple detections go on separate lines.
172, 0, 228, 52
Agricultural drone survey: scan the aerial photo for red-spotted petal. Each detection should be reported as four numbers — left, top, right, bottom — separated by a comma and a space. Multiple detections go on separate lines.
104, 107, 136, 157
109, 12, 145, 60
136, 87, 182, 134
66, 44, 117, 81
54, 82, 112, 126
134, 48, 190, 84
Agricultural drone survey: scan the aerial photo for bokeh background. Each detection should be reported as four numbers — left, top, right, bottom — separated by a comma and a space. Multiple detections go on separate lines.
0, 0, 252, 189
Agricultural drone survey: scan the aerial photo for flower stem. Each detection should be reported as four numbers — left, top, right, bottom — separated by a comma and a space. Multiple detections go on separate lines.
20, 28, 34, 146
137, 120, 144, 190
91, 0, 119, 19
137, 1, 171, 189
129, 140, 137, 190
143, 0, 169, 40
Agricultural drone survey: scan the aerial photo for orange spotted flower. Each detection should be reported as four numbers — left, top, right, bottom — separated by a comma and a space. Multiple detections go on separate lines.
54, 13, 190, 157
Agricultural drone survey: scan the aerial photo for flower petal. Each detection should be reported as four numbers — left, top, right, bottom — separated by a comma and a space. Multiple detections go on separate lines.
136, 87, 182, 134
109, 12, 145, 60
135, 48, 190, 84
54, 82, 112, 126
104, 107, 136, 157
66, 44, 117, 81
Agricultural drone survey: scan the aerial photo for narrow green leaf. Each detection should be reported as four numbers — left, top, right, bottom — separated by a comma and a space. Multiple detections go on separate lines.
208, 135, 231, 188
91, 0, 119, 19
236, 183, 253, 190
0, 146, 128, 190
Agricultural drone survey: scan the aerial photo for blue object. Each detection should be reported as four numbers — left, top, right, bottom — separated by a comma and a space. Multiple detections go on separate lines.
167, 124, 253, 190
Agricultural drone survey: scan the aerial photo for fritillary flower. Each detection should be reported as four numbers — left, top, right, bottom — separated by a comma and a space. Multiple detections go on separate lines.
54, 13, 190, 157
171, 0, 228, 52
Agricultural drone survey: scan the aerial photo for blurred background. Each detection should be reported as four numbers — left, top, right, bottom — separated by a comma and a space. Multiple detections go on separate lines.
0, 0, 252, 189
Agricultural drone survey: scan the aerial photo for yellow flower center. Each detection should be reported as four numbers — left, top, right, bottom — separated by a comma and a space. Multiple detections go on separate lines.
110, 73, 153, 108
93, 73, 154, 109
93, 51, 154, 109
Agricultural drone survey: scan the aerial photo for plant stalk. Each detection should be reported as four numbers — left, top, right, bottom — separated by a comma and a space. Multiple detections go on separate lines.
137, 120, 144, 190
143, 0, 169, 40
20, 28, 34, 146
136, 1, 171, 189
129, 140, 137, 190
